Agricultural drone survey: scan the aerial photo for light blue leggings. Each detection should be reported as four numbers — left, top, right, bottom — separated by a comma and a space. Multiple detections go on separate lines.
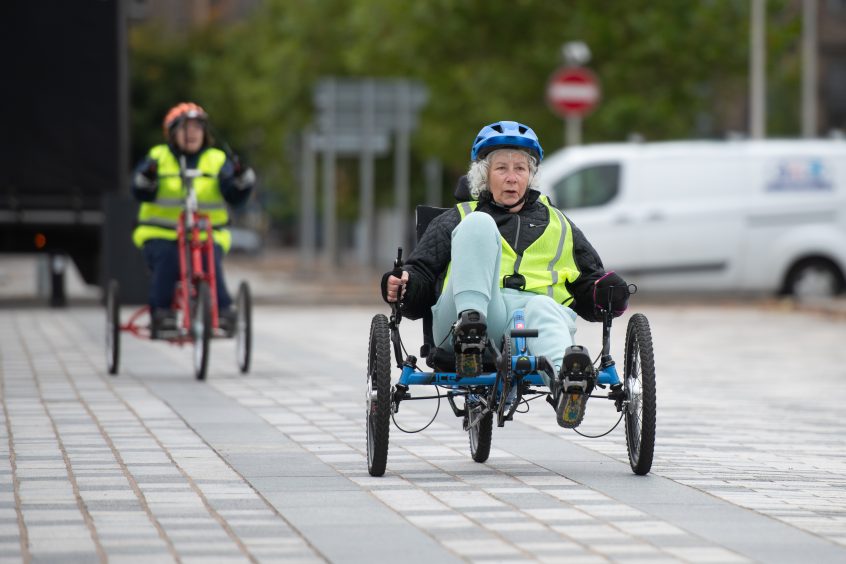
431, 212, 578, 384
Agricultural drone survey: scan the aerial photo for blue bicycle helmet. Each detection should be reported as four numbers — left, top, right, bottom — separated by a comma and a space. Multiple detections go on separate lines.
470, 121, 544, 162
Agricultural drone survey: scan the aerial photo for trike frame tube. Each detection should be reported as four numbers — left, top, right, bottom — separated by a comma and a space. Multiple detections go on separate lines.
176, 210, 220, 332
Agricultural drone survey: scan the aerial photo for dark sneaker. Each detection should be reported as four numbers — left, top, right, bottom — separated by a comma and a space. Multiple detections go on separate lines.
555, 345, 593, 429
151, 309, 177, 339
218, 308, 237, 336
453, 310, 487, 378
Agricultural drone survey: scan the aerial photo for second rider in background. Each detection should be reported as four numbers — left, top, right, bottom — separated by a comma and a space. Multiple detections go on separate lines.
131, 102, 256, 337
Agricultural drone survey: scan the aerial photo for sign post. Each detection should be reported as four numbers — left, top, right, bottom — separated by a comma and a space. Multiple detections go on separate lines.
546, 66, 600, 146
310, 78, 427, 267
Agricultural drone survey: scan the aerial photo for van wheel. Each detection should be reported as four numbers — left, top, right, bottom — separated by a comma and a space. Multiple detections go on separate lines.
784, 258, 845, 299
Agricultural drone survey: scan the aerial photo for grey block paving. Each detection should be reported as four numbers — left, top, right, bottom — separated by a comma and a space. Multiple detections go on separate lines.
1, 304, 846, 563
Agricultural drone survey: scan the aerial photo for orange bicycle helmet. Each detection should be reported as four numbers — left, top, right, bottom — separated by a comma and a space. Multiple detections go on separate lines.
162, 102, 208, 137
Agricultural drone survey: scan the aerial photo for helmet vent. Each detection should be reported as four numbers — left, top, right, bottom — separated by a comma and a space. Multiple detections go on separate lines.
518, 125, 528, 134
491, 124, 504, 133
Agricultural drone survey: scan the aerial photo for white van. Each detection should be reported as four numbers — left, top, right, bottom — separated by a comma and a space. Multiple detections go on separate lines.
537, 140, 846, 297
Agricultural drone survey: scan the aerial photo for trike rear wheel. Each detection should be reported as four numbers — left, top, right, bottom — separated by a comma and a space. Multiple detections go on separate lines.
366, 314, 391, 477
105, 279, 120, 375
623, 313, 656, 475
235, 281, 252, 374
193, 281, 212, 381
468, 400, 492, 463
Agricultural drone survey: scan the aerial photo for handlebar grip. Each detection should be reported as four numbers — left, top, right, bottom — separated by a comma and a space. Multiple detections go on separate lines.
391, 247, 404, 278
510, 329, 538, 338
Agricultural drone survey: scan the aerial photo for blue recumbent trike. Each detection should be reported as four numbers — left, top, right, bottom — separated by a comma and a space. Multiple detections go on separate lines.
365, 205, 656, 478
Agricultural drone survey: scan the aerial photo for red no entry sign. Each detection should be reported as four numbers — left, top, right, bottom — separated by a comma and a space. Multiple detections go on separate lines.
546, 66, 600, 118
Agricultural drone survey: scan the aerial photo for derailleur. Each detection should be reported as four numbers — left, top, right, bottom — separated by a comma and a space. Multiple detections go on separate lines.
391, 383, 410, 414
462, 395, 488, 431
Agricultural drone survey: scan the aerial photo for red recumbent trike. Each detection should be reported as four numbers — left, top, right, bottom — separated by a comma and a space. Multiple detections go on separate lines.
105, 162, 253, 380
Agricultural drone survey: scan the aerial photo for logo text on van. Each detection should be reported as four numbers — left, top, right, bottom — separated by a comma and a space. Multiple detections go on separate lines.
766, 159, 833, 192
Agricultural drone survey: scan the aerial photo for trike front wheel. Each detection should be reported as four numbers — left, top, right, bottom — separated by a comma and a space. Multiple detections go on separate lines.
623, 313, 656, 475
192, 281, 212, 381
366, 314, 391, 476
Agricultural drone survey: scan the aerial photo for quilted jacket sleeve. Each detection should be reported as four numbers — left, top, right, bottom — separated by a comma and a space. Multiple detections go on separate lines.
395, 208, 461, 320
564, 218, 608, 322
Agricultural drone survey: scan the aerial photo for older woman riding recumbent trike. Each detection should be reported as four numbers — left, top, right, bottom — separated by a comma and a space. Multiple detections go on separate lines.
365, 120, 656, 477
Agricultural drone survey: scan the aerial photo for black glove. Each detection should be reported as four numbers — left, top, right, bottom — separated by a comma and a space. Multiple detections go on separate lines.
142, 160, 157, 181
231, 154, 255, 190
593, 272, 629, 316
133, 160, 158, 191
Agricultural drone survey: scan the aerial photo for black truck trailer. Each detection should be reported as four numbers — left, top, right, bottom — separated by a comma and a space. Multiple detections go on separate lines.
2, 0, 147, 305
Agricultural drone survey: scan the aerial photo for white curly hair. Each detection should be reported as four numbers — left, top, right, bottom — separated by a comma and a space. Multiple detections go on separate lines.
466, 148, 539, 199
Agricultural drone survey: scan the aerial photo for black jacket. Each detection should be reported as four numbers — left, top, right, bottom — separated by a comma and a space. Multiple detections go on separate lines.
396, 189, 608, 322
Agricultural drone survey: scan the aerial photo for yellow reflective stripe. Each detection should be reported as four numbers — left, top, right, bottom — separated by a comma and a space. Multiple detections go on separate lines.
138, 218, 179, 228
547, 206, 568, 297
546, 201, 577, 304
198, 202, 226, 211
154, 198, 183, 207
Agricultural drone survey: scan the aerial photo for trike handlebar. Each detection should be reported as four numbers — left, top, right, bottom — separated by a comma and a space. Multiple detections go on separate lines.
390, 247, 404, 321
510, 328, 538, 338
156, 171, 217, 180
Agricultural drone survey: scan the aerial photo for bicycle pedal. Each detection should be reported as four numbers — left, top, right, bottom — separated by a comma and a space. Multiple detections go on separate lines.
562, 345, 591, 375
453, 310, 487, 351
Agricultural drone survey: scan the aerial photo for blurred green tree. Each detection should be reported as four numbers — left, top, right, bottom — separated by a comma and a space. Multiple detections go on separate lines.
130, 0, 800, 227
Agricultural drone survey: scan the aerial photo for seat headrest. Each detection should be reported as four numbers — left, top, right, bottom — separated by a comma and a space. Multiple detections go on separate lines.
454, 175, 473, 202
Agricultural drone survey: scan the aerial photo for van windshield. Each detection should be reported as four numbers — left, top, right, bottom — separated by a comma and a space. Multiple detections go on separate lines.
553, 164, 620, 209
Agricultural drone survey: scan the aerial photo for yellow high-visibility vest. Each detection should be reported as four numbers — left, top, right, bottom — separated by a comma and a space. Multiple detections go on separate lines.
132, 145, 231, 252
444, 196, 580, 305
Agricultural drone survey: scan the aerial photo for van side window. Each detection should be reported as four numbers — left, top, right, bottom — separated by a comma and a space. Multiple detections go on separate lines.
552, 164, 620, 209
